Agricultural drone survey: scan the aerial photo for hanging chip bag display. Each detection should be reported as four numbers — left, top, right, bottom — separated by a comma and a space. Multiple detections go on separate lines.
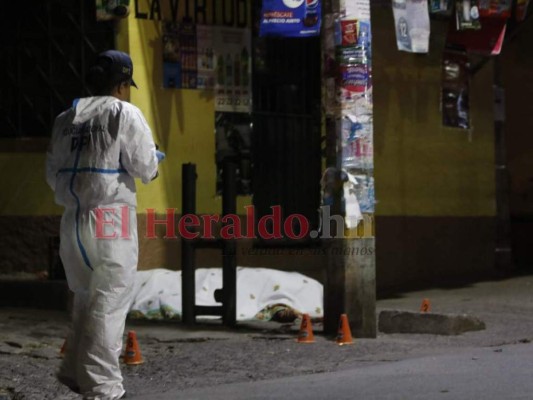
441, 49, 470, 129
260, 0, 322, 37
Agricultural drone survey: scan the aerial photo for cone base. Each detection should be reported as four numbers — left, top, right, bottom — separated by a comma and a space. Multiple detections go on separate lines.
124, 360, 144, 365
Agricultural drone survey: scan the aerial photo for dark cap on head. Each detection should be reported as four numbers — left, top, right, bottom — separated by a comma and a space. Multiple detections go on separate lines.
96, 50, 137, 88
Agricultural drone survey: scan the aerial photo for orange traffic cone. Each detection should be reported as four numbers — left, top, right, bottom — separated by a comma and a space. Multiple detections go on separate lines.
420, 298, 431, 313
123, 331, 144, 365
336, 314, 354, 345
60, 339, 67, 357
296, 314, 315, 343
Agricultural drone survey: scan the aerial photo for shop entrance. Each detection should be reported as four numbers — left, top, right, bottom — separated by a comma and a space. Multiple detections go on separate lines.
251, 33, 322, 245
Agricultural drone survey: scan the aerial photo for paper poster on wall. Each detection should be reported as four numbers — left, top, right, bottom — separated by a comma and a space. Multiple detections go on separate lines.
392, 0, 431, 53
213, 27, 251, 113
162, 22, 182, 88
162, 22, 198, 89
196, 25, 215, 89
260, 0, 322, 37
345, 0, 370, 20
96, 0, 130, 21
179, 23, 198, 89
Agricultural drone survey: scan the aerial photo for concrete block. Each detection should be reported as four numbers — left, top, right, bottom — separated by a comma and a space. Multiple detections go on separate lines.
378, 310, 486, 336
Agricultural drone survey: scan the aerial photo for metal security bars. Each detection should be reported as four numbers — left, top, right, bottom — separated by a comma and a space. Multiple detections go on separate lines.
0, 0, 115, 138
251, 31, 322, 245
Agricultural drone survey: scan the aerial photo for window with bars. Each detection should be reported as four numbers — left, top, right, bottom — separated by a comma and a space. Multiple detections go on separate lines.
0, 0, 115, 138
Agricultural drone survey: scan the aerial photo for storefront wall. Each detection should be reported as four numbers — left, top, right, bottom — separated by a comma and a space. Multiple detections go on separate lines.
2, 3, 520, 293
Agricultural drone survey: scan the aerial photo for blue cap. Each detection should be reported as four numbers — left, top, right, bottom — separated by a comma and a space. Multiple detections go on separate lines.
97, 50, 138, 88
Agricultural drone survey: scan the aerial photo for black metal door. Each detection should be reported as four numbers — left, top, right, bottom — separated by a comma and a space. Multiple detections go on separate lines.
251, 8, 322, 245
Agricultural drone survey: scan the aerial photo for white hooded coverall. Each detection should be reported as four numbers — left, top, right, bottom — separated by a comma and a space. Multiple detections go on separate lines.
46, 96, 158, 399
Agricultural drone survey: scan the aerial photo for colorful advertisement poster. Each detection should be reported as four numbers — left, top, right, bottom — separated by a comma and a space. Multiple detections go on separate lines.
196, 25, 215, 90
162, 22, 182, 89
213, 27, 251, 113
179, 23, 197, 89
162, 22, 197, 89
392, 0, 431, 53
260, 0, 322, 37
345, 0, 371, 20
339, 64, 369, 93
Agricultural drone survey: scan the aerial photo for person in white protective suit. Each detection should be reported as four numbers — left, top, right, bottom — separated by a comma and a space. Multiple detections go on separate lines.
45, 50, 165, 400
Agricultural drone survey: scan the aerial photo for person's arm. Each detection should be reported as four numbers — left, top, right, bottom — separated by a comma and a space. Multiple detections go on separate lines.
119, 105, 159, 184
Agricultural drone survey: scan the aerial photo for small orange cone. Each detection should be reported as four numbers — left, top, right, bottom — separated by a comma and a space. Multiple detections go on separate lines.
336, 314, 354, 345
296, 314, 315, 343
60, 339, 67, 357
420, 298, 431, 313
123, 331, 144, 365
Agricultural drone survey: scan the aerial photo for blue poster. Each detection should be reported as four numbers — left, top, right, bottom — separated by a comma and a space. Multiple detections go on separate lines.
260, 0, 321, 37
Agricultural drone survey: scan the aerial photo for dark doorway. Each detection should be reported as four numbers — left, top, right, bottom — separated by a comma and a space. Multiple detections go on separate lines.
250, 3, 322, 245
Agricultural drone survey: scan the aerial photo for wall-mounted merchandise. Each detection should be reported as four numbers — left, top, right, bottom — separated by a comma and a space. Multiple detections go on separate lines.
161, 23, 251, 112
214, 27, 252, 113
344, 0, 371, 19
259, 0, 322, 37
392, 0, 431, 53
456, 0, 482, 30
441, 49, 470, 129
447, 16, 506, 55
197, 25, 216, 89
163, 22, 198, 89
430, 0, 451, 13
478, 0, 512, 18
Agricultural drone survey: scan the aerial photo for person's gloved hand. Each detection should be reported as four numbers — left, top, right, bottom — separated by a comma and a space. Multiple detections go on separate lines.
156, 150, 166, 163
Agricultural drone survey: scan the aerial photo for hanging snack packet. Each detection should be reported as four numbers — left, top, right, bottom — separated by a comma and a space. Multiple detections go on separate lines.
392, 0, 431, 53
456, 0, 482, 30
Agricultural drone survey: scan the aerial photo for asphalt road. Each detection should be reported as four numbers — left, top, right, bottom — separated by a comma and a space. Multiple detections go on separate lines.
2, 274, 533, 399
132, 343, 533, 400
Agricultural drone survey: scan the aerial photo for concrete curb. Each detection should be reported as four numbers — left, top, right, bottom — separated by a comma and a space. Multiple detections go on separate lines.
378, 310, 486, 336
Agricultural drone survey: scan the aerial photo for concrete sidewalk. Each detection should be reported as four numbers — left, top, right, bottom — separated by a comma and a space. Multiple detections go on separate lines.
0, 273, 532, 399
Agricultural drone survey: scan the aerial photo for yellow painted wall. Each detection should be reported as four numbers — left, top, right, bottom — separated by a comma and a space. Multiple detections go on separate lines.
0, 153, 61, 215
372, 9, 495, 217
124, 12, 252, 215
0, 5, 495, 219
